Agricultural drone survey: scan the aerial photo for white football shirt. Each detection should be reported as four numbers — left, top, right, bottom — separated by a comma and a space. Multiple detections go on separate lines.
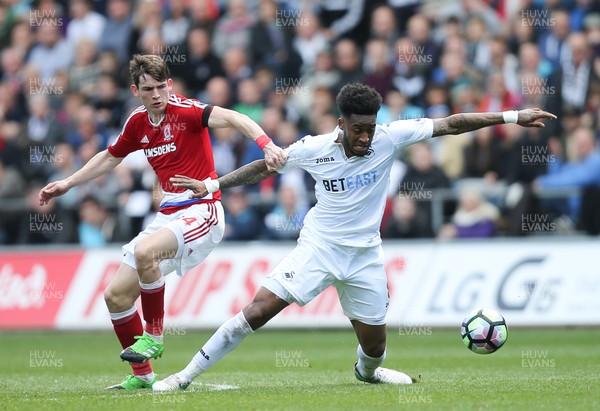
279, 118, 434, 247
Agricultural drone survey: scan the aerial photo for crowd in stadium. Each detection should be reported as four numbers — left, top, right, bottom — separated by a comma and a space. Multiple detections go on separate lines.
0, 0, 600, 246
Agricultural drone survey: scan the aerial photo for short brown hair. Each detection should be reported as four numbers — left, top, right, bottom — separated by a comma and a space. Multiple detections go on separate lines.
129, 54, 170, 88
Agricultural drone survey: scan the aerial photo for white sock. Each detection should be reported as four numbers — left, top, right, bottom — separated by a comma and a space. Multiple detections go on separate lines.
144, 330, 163, 343
136, 371, 155, 383
356, 344, 386, 379
139, 276, 165, 290
177, 312, 254, 382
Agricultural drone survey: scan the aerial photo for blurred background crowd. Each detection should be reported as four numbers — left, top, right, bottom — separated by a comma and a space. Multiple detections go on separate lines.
1, 0, 600, 246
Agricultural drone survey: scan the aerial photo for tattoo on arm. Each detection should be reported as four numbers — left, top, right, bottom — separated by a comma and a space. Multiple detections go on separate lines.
218, 160, 278, 190
432, 113, 504, 137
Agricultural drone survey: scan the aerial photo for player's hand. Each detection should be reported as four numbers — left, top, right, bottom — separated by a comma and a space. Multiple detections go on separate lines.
517, 108, 557, 128
262, 142, 287, 172
170, 175, 208, 199
39, 180, 69, 206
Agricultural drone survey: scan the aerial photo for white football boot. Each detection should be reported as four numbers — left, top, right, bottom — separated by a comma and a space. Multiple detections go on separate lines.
354, 363, 414, 384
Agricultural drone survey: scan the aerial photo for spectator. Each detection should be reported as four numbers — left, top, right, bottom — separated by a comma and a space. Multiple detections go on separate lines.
462, 126, 507, 182
400, 142, 451, 231
17, 182, 77, 245
291, 49, 340, 125
386, 0, 420, 34
537, 10, 571, 66
369, 5, 399, 50
211, 127, 239, 177
560, 32, 598, 113
305, 86, 337, 136
363, 38, 395, 98
66, 104, 108, 151
406, 13, 440, 76
393, 37, 428, 106
233, 78, 265, 124
169, 26, 224, 96
66, 0, 106, 46
438, 187, 500, 239
188, 0, 220, 33
7, 20, 34, 58
222, 47, 253, 101
92, 74, 126, 132
0, 158, 25, 244
203, 76, 232, 108
0, 49, 27, 123
98, 0, 133, 64
293, 10, 328, 75
476, 71, 521, 139
78, 194, 125, 247
21, 93, 65, 151
130, 0, 163, 56
377, 89, 424, 124
69, 39, 102, 97
485, 37, 520, 94
383, 195, 433, 239
518, 42, 554, 80
401, 143, 451, 194
223, 189, 261, 241
536, 127, 600, 221
27, 24, 74, 81
1, 46, 25, 96
332, 39, 364, 95
161, 0, 190, 47
249, 0, 301, 79
46, 143, 81, 214
464, 15, 491, 72
212, 0, 254, 59
263, 185, 308, 240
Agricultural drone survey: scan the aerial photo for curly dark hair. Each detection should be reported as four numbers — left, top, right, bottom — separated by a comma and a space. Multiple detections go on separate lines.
336, 83, 382, 118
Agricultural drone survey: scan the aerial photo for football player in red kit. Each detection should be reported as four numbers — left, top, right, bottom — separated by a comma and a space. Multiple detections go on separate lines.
39, 54, 286, 390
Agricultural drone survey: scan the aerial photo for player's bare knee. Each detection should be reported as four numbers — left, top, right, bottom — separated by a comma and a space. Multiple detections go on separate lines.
104, 287, 134, 311
242, 302, 272, 330
133, 242, 156, 273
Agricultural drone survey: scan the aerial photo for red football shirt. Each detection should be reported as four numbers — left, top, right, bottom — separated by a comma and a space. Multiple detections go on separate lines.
108, 94, 221, 214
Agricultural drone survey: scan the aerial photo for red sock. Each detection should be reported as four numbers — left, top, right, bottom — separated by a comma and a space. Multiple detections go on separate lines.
111, 310, 153, 376
141, 284, 165, 336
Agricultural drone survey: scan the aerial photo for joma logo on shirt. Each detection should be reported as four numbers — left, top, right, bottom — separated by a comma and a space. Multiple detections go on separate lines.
316, 156, 335, 164
145, 142, 176, 158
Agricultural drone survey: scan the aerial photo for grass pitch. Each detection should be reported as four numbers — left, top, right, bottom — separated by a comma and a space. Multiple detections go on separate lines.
0, 328, 598, 410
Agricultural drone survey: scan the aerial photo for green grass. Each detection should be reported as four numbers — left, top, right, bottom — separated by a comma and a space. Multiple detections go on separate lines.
0, 328, 598, 410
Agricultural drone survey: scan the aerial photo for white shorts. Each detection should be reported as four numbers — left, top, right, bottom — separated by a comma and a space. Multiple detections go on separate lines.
262, 233, 389, 325
122, 201, 225, 277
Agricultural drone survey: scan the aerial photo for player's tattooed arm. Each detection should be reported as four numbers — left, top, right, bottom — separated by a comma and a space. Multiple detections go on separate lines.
431, 108, 556, 137
219, 160, 278, 190
171, 160, 278, 199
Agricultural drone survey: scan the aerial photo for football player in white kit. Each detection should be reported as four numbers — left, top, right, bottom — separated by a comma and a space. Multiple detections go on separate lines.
153, 83, 556, 390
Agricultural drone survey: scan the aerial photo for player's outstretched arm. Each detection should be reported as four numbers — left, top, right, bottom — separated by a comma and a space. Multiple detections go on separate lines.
171, 160, 278, 199
39, 149, 123, 206
432, 108, 557, 137
207, 106, 287, 171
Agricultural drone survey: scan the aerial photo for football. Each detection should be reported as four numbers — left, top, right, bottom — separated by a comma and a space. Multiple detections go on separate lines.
461, 308, 508, 355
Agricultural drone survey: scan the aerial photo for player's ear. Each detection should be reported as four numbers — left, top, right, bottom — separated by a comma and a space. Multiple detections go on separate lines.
338, 117, 344, 129
130, 84, 139, 96
167, 78, 173, 91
